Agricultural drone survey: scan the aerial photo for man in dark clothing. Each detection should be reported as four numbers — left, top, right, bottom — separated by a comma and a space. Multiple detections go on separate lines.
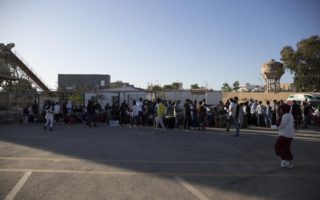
120, 100, 129, 125
303, 101, 313, 129
183, 99, 192, 131
198, 101, 206, 131
86, 100, 97, 127
192, 100, 199, 130
291, 100, 301, 129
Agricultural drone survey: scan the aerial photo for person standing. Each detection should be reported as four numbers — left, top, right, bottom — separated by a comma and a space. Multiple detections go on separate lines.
136, 98, 143, 126
225, 98, 234, 131
183, 99, 192, 132
54, 102, 61, 123
44, 100, 54, 131
86, 100, 97, 127
250, 100, 258, 125
173, 101, 181, 129
154, 98, 166, 133
130, 100, 139, 129
256, 101, 265, 127
191, 100, 198, 130
275, 104, 295, 168
291, 100, 301, 129
23, 104, 30, 123
198, 101, 206, 131
232, 97, 240, 137
120, 100, 128, 126
104, 103, 111, 126
265, 101, 272, 128
302, 101, 313, 129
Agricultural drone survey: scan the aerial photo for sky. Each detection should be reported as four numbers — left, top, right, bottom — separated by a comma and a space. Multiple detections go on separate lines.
1, 0, 319, 90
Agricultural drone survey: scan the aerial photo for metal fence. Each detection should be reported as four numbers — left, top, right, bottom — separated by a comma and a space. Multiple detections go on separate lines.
0, 91, 39, 124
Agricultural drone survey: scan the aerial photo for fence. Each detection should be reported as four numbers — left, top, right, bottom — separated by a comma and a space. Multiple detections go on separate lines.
0, 91, 39, 124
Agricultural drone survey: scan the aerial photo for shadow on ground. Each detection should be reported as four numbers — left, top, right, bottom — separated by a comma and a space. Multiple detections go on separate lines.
0, 123, 320, 199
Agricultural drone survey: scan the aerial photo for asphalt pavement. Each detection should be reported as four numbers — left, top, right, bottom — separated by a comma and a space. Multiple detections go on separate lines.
0, 123, 319, 200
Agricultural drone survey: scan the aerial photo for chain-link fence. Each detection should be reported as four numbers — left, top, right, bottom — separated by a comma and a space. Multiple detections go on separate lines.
0, 91, 39, 124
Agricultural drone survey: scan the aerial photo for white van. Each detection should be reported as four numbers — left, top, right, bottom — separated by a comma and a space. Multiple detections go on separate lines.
286, 93, 320, 107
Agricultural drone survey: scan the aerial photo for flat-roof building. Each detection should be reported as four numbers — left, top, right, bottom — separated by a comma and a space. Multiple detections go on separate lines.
58, 74, 110, 90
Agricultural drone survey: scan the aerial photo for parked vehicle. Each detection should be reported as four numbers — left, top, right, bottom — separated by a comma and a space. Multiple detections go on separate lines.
286, 93, 320, 107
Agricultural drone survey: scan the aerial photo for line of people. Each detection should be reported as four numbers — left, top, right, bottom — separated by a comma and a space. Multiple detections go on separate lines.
220, 98, 319, 130
40, 96, 319, 133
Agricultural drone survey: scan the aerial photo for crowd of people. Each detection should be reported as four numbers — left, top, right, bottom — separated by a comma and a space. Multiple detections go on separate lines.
21, 96, 320, 169
22, 97, 320, 133
83, 97, 210, 134
219, 98, 320, 130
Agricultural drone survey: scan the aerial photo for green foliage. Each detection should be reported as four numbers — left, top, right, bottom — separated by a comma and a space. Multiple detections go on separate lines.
110, 81, 125, 88
233, 81, 240, 91
281, 35, 320, 91
191, 84, 200, 89
147, 82, 182, 91
221, 82, 232, 92
1, 79, 34, 93
171, 82, 182, 89
151, 85, 162, 92
163, 84, 174, 90
163, 82, 182, 90
146, 84, 162, 91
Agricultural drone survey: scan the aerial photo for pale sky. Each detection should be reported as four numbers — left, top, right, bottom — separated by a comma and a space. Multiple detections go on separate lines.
1, 0, 319, 90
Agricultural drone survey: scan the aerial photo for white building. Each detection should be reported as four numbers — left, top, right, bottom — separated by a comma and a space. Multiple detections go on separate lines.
239, 83, 263, 92
85, 88, 222, 107
85, 87, 146, 107
147, 89, 222, 105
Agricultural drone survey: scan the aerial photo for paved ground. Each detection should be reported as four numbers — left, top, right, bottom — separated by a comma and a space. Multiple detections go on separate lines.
0, 123, 319, 200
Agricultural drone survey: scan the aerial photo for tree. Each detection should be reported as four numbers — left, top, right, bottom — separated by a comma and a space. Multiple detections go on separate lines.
221, 82, 232, 92
233, 81, 240, 91
280, 35, 320, 91
163, 84, 174, 90
146, 84, 163, 92
151, 85, 162, 92
191, 84, 200, 89
110, 81, 125, 88
162, 82, 182, 90
172, 82, 182, 90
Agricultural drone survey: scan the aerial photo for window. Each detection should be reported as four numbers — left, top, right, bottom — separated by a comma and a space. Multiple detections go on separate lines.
304, 95, 315, 99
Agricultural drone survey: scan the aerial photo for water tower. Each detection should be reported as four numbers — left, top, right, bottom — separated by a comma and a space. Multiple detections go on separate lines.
261, 59, 284, 93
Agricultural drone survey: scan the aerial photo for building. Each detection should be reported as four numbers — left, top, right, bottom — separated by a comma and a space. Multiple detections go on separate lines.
280, 83, 294, 91
84, 86, 146, 108
58, 74, 111, 90
239, 83, 262, 92
147, 89, 222, 105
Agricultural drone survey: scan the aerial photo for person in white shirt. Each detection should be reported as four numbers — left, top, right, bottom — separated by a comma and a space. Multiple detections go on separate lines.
250, 100, 258, 125
54, 102, 61, 123
44, 100, 54, 131
275, 104, 295, 168
131, 100, 139, 129
256, 101, 265, 127
225, 98, 234, 131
